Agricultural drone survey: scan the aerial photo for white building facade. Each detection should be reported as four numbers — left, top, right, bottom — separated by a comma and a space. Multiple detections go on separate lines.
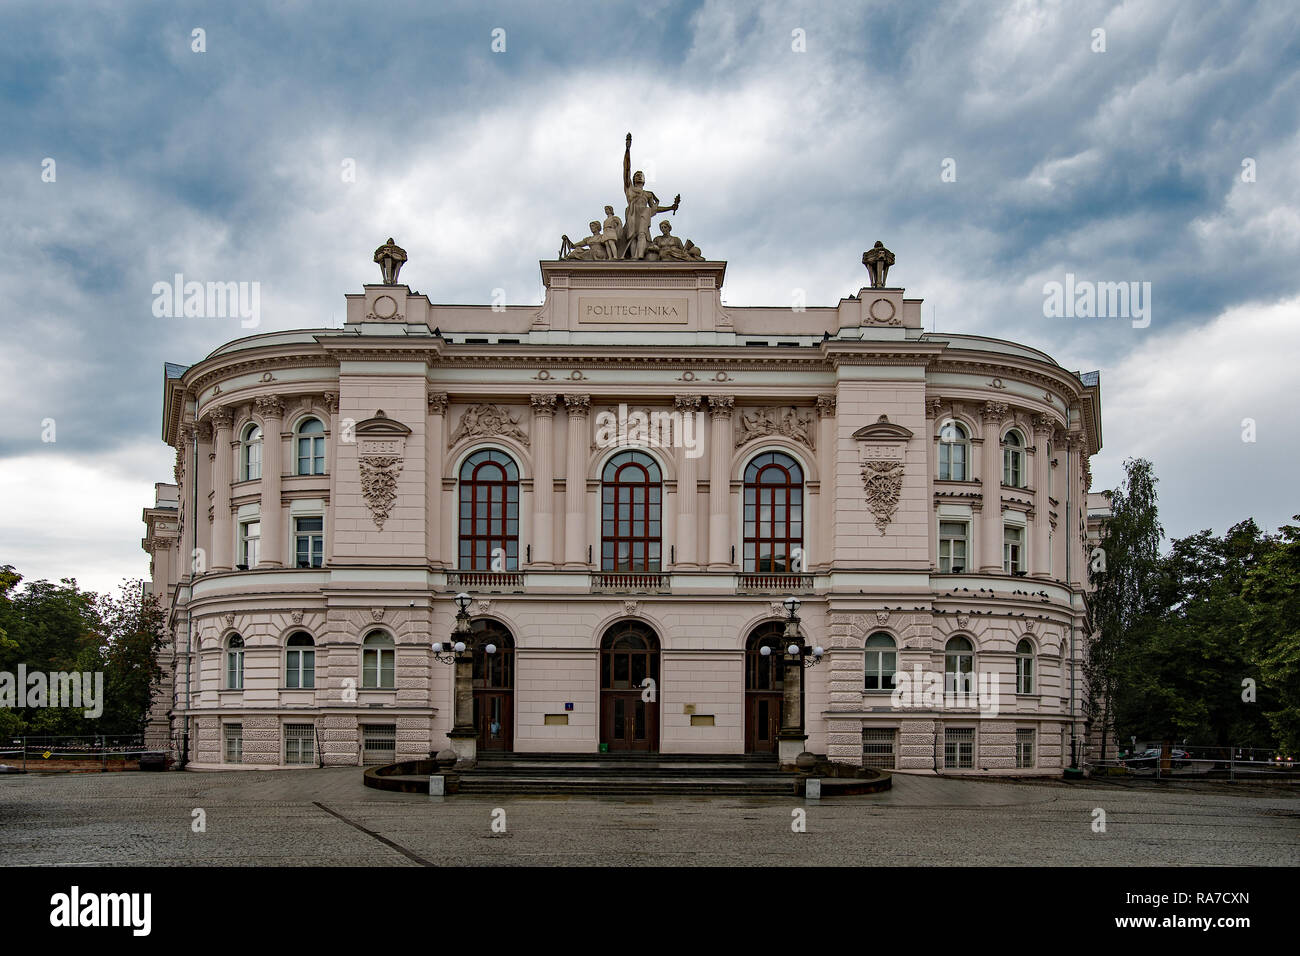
143, 248, 1106, 774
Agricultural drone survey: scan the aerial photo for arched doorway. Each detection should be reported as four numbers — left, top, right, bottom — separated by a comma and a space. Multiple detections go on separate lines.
599, 621, 660, 752
745, 622, 786, 753
472, 619, 514, 751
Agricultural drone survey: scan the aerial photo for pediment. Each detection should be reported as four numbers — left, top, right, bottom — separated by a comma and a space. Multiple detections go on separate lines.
852, 415, 914, 441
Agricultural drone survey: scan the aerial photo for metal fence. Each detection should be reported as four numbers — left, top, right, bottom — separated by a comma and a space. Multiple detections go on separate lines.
1087, 745, 1299, 781
0, 735, 150, 772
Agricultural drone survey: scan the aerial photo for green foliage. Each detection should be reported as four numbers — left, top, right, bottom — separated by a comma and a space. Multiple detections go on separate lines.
1088, 490, 1300, 753
0, 566, 167, 739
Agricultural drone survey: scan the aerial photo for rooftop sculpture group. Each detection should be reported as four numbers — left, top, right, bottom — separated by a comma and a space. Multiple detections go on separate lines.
560, 133, 705, 261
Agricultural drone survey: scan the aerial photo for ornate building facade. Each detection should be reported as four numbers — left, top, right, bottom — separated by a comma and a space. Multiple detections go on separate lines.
142, 154, 1106, 773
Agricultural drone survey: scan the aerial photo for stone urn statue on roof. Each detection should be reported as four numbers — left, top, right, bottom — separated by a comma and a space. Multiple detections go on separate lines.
373, 237, 408, 285
862, 240, 895, 288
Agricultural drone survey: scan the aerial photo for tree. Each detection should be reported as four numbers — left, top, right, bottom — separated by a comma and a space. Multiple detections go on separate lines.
1241, 518, 1300, 755
1086, 458, 1163, 761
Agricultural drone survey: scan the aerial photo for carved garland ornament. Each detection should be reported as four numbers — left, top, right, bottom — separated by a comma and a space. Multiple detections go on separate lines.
355, 410, 412, 531
853, 415, 914, 537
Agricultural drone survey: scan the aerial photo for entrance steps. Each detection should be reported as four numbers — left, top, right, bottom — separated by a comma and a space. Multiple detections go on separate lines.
457, 751, 795, 796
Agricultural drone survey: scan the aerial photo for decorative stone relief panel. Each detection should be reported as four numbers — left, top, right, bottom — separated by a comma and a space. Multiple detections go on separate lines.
355, 410, 412, 531
448, 403, 529, 448
734, 405, 816, 451
853, 415, 914, 536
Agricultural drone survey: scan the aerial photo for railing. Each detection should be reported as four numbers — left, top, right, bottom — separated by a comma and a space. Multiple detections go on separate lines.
736, 573, 815, 593
445, 571, 525, 590
590, 572, 670, 593
0, 735, 151, 772
1086, 745, 1299, 780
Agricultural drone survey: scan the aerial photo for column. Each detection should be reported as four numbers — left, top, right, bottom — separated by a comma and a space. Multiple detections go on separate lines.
530, 394, 557, 566
924, 399, 942, 570
563, 394, 590, 566
255, 396, 285, 567
323, 391, 340, 565
814, 395, 837, 571
209, 407, 234, 571
979, 401, 1008, 573
673, 395, 701, 568
1032, 415, 1054, 578
196, 421, 213, 574
707, 395, 734, 568
427, 392, 448, 567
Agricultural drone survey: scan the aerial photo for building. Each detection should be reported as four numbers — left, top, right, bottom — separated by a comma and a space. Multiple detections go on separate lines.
142, 155, 1106, 773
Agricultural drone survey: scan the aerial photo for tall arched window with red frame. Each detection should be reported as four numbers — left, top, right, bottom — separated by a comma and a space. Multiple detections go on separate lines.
600, 451, 662, 572
458, 449, 519, 570
743, 452, 804, 572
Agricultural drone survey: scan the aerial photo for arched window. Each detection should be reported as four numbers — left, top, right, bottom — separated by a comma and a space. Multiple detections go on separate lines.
1003, 429, 1026, 488
226, 634, 245, 689
864, 632, 897, 691
1016, 638, 1035, 695
361, 631, 395, 689
241, 423, 262, 481
601, 451, 662, 572
295, 417, 326, 475
743, 452, 804, 572
944, 636, 974, 695
286, 632, 315, 689
938, 421, 969, 481
458, 450, 519, 570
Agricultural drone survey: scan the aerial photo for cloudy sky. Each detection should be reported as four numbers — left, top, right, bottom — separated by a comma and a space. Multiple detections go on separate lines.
2, 0, 1297, 596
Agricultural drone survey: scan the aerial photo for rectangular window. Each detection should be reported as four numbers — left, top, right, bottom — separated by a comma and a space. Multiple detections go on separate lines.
294, 516, 324, 568
286, 647, 315, 689
1016, 655, 1034, 695
224, 723, 243, 764
1016, 728, 1036, 769
938, 521, 968, 573
239, 519, 260, 568
1004, 448, 1024, 487
944, 727, 975, 769
1003, 525, 1024, 573
284, 724, 316, 765
862, 728, 897, 770
361, 724, 397, 766
226, 649, 243, 690
362, 648, 395, 689
939, 442, 966, 481
864, 647, 897, 690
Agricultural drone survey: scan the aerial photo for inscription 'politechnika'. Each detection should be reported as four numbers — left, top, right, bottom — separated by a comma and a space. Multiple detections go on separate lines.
578, 297, 689, 323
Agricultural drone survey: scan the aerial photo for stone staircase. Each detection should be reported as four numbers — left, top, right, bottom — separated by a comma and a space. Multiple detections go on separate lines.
456, 751, 795, 796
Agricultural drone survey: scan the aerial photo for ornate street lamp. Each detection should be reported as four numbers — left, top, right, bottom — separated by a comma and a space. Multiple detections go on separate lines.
430, 592, 494, 769
767, 596, 822, 768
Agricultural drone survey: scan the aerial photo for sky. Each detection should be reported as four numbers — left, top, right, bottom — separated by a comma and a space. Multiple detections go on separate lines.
1, 0, 1297, 596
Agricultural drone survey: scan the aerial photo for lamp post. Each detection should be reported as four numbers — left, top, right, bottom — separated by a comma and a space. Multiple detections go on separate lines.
431, 592, 495, 768
763, 596, 823, 768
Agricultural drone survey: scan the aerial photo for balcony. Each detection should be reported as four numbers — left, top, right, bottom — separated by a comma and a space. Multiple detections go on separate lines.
445, 571, 525, 592
589, 572, 670, 594
736, 573, 815, 594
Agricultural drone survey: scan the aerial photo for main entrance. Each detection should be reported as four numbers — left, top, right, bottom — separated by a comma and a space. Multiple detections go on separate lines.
745, 622, 785, 753
599, 621, 660, 752
471, 619, 514, 751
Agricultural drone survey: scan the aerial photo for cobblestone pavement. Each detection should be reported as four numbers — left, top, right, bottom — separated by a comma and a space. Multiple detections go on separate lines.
0, 768, 1296, 866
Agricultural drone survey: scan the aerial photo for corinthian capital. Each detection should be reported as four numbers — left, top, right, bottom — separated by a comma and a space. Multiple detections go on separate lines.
707, 395, 735, 418
816, 394, 837, 418
426, 391, 448, 415
674, 394, 702, 411
530, 393, 558, 416
564, 393, 591, 415
254, 395, 286, 419
981, 401, 1009, 423
206, 405, 233, 430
